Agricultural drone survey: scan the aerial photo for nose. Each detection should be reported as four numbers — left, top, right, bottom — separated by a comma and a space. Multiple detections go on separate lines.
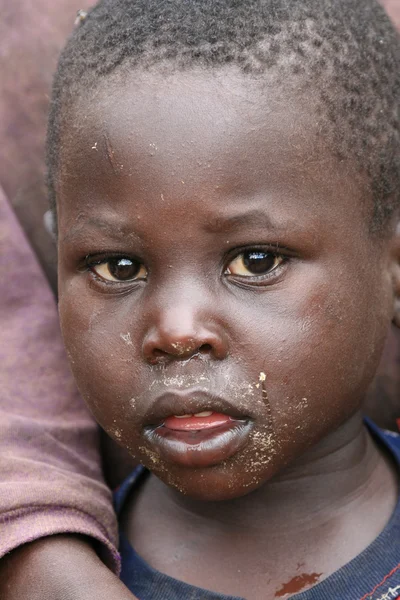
142, 304, 229, 363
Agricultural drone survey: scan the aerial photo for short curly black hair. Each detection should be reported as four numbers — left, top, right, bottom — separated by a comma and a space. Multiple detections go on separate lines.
47, 0, 400, 232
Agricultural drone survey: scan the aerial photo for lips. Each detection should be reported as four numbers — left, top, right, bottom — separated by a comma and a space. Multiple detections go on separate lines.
142, 390, 253, 468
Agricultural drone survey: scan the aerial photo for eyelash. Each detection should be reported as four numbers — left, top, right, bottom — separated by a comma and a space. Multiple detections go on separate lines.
84, 245, 290, 290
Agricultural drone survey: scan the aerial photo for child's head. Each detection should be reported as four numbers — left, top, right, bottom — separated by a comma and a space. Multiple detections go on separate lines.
51, 0, 400, 500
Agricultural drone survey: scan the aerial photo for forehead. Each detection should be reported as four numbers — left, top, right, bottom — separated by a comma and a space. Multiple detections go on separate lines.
57, 67, 368, 236
63, 68, 322, 172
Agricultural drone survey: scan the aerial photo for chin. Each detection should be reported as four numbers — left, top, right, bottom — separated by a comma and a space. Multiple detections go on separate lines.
149, 460, 272, 502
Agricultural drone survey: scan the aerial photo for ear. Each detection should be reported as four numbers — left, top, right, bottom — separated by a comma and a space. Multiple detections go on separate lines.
391, 220, 400, 329
43, 209, 57, 242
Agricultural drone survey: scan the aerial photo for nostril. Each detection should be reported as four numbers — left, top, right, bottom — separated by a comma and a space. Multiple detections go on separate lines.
152, 349, 168, 359
152, 343, 212, 359
198, 343, 212, 354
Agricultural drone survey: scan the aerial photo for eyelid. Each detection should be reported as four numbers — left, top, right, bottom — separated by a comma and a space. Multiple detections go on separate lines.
85, 252, 142, 267
223, 243, 287, 266
224, 242, 291, 258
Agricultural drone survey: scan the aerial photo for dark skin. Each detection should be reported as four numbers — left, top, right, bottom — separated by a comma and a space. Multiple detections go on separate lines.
0, 536, 136, 600
57, 68, 400, 598
3, 2, 400, 599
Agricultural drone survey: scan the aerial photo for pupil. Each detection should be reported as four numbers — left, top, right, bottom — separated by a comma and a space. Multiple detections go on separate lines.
109, 258, 139, 280
243, 251, 274, 274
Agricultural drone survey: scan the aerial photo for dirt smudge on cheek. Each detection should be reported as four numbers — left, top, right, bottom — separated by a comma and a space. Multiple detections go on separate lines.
275, 572, 322, 597
88, 308, 101, 332
247, 429, 275, 469
239, 426, 277, 489
120, 332, 133, 345
139, 445, 161, 467
138, 445, 187, 494
227, 378, 264, 416
220, 421, 277, 491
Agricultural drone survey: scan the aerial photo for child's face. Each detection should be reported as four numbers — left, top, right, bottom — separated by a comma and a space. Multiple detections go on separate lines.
57, 69, 397, 500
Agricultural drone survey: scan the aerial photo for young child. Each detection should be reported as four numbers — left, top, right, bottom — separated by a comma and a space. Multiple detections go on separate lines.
48, 0, 400, 597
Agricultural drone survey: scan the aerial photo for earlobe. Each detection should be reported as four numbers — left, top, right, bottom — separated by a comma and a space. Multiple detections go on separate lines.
393, 298, 400, 329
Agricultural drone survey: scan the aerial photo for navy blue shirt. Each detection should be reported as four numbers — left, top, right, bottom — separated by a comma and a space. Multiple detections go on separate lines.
115, 421, 400, 600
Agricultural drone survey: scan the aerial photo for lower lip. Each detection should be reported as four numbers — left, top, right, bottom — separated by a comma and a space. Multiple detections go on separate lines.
143, 413, 252, 468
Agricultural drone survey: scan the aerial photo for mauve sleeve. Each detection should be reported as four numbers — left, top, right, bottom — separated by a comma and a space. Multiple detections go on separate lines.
0, 186, 120, 573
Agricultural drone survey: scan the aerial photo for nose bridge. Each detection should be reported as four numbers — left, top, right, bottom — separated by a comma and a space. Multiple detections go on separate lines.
142, 275, 228, 361
155, 271, 204, 319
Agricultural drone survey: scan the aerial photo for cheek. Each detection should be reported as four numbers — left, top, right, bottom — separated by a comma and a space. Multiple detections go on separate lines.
241, 269, 391, 455
58, 284, 143, 445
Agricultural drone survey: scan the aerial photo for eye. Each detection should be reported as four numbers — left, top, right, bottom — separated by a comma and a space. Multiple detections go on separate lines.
225, 250, 283, 277
89, 257, 147, 282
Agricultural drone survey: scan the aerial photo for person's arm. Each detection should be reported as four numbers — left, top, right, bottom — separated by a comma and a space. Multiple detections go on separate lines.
0, 188, 136, 598
0, 536, 135, 600
0, 187, 118, 568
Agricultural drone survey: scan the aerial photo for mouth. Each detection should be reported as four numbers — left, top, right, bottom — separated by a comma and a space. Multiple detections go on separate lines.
142, 390, 253, 468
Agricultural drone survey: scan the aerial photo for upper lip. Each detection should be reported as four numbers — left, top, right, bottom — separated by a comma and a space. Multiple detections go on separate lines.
142, 389, 250, 427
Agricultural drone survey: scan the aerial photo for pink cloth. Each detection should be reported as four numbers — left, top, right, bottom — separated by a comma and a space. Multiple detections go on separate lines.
0, 186, 119, 572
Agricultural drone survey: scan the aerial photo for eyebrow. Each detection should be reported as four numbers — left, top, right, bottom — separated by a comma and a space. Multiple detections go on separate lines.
62, 209, 299, 244
202, 209, 289, 235
61, 216, 139, 244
